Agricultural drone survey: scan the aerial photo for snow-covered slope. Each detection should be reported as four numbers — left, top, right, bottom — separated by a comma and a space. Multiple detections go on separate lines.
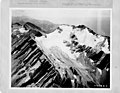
35, 24, 110, 60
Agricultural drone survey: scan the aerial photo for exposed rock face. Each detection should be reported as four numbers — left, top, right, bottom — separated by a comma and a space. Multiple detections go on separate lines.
11, 21, 110, 88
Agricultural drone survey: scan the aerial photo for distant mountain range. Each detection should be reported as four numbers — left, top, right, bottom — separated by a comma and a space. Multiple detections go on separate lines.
12, 16, 59, 34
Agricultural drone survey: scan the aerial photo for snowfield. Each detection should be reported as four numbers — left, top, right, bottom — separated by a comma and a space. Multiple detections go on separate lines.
35, 24, 110, 60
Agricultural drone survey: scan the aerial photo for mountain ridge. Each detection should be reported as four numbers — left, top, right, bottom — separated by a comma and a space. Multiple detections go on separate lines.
12, 16, 59, 34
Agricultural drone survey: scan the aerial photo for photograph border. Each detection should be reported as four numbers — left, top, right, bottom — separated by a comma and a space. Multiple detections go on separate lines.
9, 8, 112, 90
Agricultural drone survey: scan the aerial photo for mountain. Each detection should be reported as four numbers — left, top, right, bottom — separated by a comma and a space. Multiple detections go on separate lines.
11, 18, 110, 88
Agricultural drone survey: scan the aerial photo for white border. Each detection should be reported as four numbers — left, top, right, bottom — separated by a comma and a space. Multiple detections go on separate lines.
9, 8, 112, 90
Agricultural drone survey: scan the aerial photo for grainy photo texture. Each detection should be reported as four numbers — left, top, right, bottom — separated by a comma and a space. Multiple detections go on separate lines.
11, 9, 111, 88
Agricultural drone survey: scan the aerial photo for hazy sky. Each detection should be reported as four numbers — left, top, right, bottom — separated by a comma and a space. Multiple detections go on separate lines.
12, 8, 110, 24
